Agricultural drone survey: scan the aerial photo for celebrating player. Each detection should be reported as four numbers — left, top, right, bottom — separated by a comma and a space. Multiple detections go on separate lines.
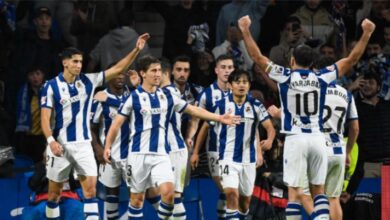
238, 15, 375, 220
40, 33, 149, 219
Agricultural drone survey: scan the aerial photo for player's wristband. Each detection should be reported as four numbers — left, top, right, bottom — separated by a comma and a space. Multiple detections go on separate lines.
47, 136, 55, 144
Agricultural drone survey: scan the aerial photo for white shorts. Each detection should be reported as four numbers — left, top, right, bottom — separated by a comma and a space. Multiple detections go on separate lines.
46, 142, 97, 182
207, 152, 220, 177
283, 134, 328, 188
219, 160, 256, 197
302, 155, 345, 197
169, 149, 188, 193
127, 154, 174, 193
98, 159, 127, 188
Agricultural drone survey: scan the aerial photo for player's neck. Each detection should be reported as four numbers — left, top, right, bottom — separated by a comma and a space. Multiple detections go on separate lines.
160, 78, 171, 88
110, 87, 124, 96
141, 83, 157, 93
291, 64, 309, 70
62, 71, 76, 84
217, 80, 229, 92
233, 95, 246, 106
174, 81, 185, 94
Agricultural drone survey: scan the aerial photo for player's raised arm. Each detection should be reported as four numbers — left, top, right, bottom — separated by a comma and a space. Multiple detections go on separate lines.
336, 19, 375, 77
105, 33, 150, 81
238, 15, 270, 73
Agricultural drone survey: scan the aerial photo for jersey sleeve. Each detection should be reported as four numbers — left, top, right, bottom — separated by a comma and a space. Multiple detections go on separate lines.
254, 100, 271, 123
172, 92, 188, 113
85, 71, 105, 87
317, 64, 339, 84
40, 82, 54, 109
268, 62, 291, 83
347, 92, 358, 120
91, 100, 103, 124
118, 95, 133, 117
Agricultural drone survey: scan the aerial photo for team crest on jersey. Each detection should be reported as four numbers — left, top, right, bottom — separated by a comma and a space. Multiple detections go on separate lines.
160, 95, 165, 100
109, 112, 116, 119
76, 82, 82, 88
215, 95, 219, 100
245, 106, 251, 112
140, 108, 149, 115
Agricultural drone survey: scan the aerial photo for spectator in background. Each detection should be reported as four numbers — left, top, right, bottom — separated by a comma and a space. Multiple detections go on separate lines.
356, 0, 389, 42
189, 50, 216, 87
212, 24, 253, 71
216, 0, 269, 46
320, 43, 337, 59
345, 73, 390, 220
0, 80, 13, 178
87, 8, 149, 72
34, 0, 77, 46
70, 0, 118, 71
148, 0, 207, 60
0, 0, 16, 82
382, 22, 390, 55
14, 66, 46, 163
269, 16, 305, 67
293, 0, 335, 48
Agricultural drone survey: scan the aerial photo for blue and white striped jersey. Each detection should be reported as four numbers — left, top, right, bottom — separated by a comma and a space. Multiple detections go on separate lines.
181, 82, 204, 123
268, 63, 338, 134
323, 83, 358, 155
119, 86, 188, 155
40, 72, 105, 144
197, 81, 230, 152
162, 85, 186, 152
213, 94, 270, 163
91, 88, 130, 160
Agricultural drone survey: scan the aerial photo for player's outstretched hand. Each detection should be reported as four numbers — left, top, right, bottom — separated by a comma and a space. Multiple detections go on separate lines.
103, 147, 112, 164
267, 105, 281, 119
136, 33, 150, 51
94, 91, 108, 102
219, 113, 241, 125
238, 15, 251, 32
190, 153, 199, 170
361, 19, 376, 34
49, 141, 63, 157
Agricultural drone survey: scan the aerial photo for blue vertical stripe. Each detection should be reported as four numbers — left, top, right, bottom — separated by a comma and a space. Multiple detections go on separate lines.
233, 104, 244, 163
132, 93, 143, 152
164, 89, 174, 153
149, 93, 161, 152
318, 79, 328, 131
51, 81, 63, 139
219, 100, 227, 160
66, 84, 79, 142
102, 104, 111, 136
81, 75, 93, 140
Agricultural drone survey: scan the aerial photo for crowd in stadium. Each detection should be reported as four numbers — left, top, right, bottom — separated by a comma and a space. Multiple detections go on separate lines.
0, 0, 389, 220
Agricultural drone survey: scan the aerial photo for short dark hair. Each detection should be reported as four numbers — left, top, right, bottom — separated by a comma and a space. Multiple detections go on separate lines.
320, 43, 335, 51
364, 73, 381, 86
215, 54, 233, 65
136, 55, 160, 72
160, 57, 171, 74
172, 55, 191, 66
312, 55, 335, 69
228, 69, 251, 83
292, 44, 315, 67
60, 47, 83, 60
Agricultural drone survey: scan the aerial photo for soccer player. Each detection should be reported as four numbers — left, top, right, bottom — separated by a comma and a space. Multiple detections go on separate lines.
238, 15, 375, 220
187, 54, 234, 218
159, 59, 188, 219
213, 69, 275, 219
40, 33, 149, 219
103, 55, 240, 219
90, 71, 130, 220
